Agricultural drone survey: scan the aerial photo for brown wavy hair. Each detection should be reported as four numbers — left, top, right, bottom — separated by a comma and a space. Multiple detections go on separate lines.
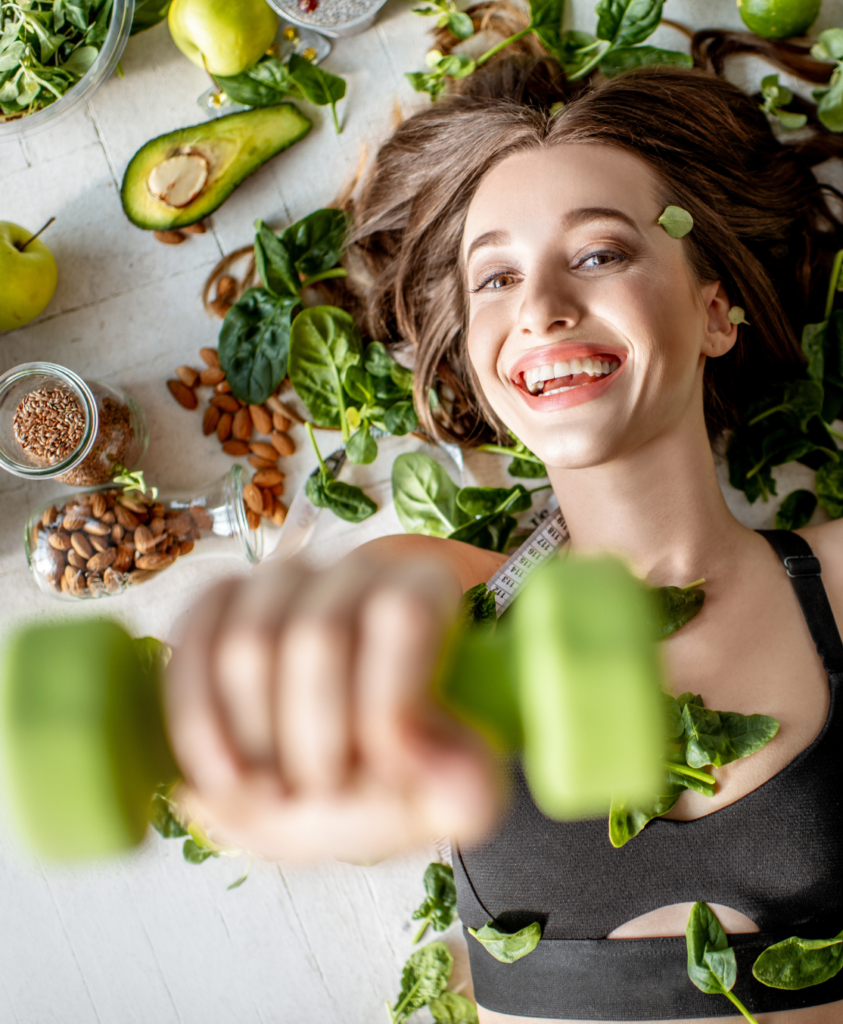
347, 53, 843, 445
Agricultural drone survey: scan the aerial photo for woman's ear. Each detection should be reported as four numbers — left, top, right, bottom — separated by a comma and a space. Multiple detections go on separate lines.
701, 280, 739, 359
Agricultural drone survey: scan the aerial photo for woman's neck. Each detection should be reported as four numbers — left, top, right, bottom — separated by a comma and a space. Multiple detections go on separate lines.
547, 416, 749, 587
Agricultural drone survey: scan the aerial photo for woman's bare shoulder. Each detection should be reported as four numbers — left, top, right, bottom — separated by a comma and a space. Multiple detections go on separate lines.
797, 519, 843, 621
357, 534, 507, 593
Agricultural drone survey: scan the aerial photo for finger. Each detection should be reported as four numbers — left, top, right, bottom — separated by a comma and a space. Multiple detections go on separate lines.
165, 578, 246, 796
214, 561, 306, 766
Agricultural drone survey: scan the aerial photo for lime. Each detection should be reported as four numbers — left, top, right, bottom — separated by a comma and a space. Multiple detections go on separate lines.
737, 0, 821, 39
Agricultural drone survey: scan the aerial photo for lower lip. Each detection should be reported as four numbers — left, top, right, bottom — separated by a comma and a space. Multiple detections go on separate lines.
515, 360, 626, 412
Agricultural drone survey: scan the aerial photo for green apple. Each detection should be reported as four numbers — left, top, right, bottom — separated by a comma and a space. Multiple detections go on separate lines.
168, 0, 278, 77
0, 222, 58, 332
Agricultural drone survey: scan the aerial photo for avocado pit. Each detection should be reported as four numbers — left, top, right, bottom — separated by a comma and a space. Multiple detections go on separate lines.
147, 152, 209, 209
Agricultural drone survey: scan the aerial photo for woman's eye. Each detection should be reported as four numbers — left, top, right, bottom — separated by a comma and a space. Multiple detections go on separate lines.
577, 250, 627, 269
472, 272, 518, 292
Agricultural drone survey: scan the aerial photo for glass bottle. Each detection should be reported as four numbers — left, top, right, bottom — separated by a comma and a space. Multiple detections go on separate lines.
25, 466, 266, 600
0, 362, 147, 485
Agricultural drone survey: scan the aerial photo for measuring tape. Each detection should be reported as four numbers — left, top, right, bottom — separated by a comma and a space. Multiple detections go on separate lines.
486, 496, 570, 617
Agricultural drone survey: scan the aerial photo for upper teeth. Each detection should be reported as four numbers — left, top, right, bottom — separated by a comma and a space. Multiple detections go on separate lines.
524, 357, 618, 391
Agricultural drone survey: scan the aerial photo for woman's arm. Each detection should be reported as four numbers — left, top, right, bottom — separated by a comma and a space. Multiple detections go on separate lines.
164, 535, 505, 863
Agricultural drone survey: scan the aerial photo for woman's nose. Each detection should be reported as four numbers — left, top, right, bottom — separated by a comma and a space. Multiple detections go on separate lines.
517, 269, 581, 337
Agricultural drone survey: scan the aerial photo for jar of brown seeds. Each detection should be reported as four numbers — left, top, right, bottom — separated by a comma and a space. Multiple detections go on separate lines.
0, 362, 148, 484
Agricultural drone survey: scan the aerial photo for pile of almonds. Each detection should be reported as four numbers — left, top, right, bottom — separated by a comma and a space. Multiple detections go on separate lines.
32, 488, 213, 599
167, 346, 296, 529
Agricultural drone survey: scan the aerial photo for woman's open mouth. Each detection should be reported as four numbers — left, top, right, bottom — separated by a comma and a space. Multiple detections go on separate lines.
518, 355, 621, 398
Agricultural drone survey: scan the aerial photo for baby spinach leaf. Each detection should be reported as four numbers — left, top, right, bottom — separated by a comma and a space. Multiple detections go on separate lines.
816, 460, 843, 519
346, 424, 378, 464
686, 903, 760, 1022
288, 52, 345, 133
130, 0, 170, 34
305, 423, 376, 522
458, 583, 498, 631
411, 863, 458, 943
753, 929, 843, 989
392, 452, 469, 538
150, 793, 187, 838
609, 784, 682, 847
429, 991, 479, 1024
815, 69, 843, 134
812, 27, 843, 62
595, 0, 664, 49
468, 921, 542, 963
254, 219, 299, 298
182, 838, 216, 864
775, 489, 817, 530
219, 289, 299, 405
658, 205, 694, 239
456, 485, 531, 518
281, 207, 351, 280
649, 583, 705, 640
478, 431, 546, 479
213, 56, 295, 107
759, 74, 807, 130
288, 306, 362, 431
682, 704, 780, 769
529, 0, 565, 55
364, 340, 396, 378
599, 45, 691, 77
748, 379, 824, 433
384, 400, 418, 436
343, 365, 376, 405
389, 942, 453, 1023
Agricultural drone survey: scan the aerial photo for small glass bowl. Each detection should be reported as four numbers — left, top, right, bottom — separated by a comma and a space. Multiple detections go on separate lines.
0, 0, 135, 142
25, 466, 265, 600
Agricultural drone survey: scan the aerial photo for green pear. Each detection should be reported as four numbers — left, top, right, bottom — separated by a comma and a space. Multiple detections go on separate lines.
168, 0, 278, 77
0, 221, 58, 332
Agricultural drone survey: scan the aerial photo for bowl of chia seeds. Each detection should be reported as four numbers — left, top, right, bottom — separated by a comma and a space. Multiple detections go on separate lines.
265, 0, 389, 38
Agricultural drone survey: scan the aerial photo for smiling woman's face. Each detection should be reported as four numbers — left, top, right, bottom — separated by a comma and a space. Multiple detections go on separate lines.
462, 143, 732, 469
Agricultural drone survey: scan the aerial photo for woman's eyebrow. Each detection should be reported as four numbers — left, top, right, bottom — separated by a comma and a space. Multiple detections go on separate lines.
562, 206, 641, 233
465, 229, 510, 263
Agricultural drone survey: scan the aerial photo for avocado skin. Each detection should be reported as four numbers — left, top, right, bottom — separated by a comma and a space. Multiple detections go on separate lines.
121, 104, 312, 231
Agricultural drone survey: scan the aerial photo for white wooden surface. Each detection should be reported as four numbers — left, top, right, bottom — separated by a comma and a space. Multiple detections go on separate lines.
2, 0, 843, 1019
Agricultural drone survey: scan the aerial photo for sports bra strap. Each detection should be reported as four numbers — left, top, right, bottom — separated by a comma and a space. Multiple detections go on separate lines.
757, 529, 843, 675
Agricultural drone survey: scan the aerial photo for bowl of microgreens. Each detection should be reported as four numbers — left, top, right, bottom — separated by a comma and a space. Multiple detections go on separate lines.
0, 0, 134, 139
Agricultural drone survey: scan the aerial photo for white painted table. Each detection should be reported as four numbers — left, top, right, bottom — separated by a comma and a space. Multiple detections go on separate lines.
2, 0, 842, 1019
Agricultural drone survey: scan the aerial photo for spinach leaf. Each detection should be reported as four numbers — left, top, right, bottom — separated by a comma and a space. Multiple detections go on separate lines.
130, 0, 170, 34
346, 423, 378, 464
753, 929, 843, 989
411, 863, 458, 943
213, 56, 296, 107
384, 400, 418, 436
759, 74, 808, 131
609, 784, 683, 847
458, 582, 498, 631
364, 340, 396, 378
182, 838, 216, 864
254, 219, 299, 298
288, 306, 362, 433
649, 582, 705, 640
219, 289, 300, 405
281, 207, 351, 281
456, 485, 531, 517
150, 792, 187, 838
687, 903, 760, 1022
468, 921, 541, 963
478, 431, 546, 479
658, 205, 694, 239
305, 423, 377, 522
392, 452, 469, 538
775, 489, 817, 530
817, 460, 843, 519
389, 942, 453, 1024
429, 991, 479, 1024
599, 45, 691, 77
595, 0, 664, 49
288, 52, 345, 134
681, 704, 779, 769
529, 0, 565, 55
815, 70, 843, 133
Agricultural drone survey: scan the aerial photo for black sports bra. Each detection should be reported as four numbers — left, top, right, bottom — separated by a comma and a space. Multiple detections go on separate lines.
453, 530, 843, 1020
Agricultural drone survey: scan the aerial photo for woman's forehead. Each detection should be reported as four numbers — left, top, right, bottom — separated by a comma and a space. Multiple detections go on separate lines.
463, 143, 662, 252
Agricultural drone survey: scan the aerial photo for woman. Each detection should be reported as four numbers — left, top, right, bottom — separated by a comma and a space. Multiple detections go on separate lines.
167, 59, 843, 1022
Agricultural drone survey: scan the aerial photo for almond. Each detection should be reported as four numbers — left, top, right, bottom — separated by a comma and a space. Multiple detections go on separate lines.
41, 505, 58, 527
249, 441, 278, 461
87, 548, 117, 573
91, 493, 107, 518
111, 524, 124, 543
48, 531, 72, 551
103, 567, 124, 594
135, 525, 156, 554
217, 275, 237, 302
203, 405, 221, 435
209, 299, 232, 319
189, 505, 214, 531
253, 468, 284, 488
266, 395, 304, 424
200, 366, 226, 386
71, 532, 93, 559
128, 569, 156, 585
114, 504, 139, 530
179, 540, 195, 556
177, 365, 200, 388
113, 544, 135, 573
248, 456, 277, 470
245, 508, 261, 531
60, 575, 70, 593
222, 439, 250, 456
101, 510, 116, 525
62, 515, 87, 532
270, 430, 295, 457
119, 495, 149, 514
272, 410, 291, 432
200, 347, 219, 367
166, 513, 193, 538
215, 380, 232, 393
232, 407, 253, 441
69, 571, 87, 597
216, 411, 233, 442
243, 483, 264, 514
89, 535, 111, 553
271, 483, 285, 496
182, 221, 207, 234
168, 379, 198, 410
271, 500, 288, 527
64, 565, 75, 584
87, 574, 107, 597
150, 516, 166, 537
67, 549, 87, 570
83, 519, 111, 536
136, 553, 175, 571
260, 488, 275, 516
250, 404, 272, 435
154, 229, 186, 245
211, 393, 240, 412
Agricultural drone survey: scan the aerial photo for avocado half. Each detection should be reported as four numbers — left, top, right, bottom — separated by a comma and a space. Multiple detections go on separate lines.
121, 104, 312, 231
